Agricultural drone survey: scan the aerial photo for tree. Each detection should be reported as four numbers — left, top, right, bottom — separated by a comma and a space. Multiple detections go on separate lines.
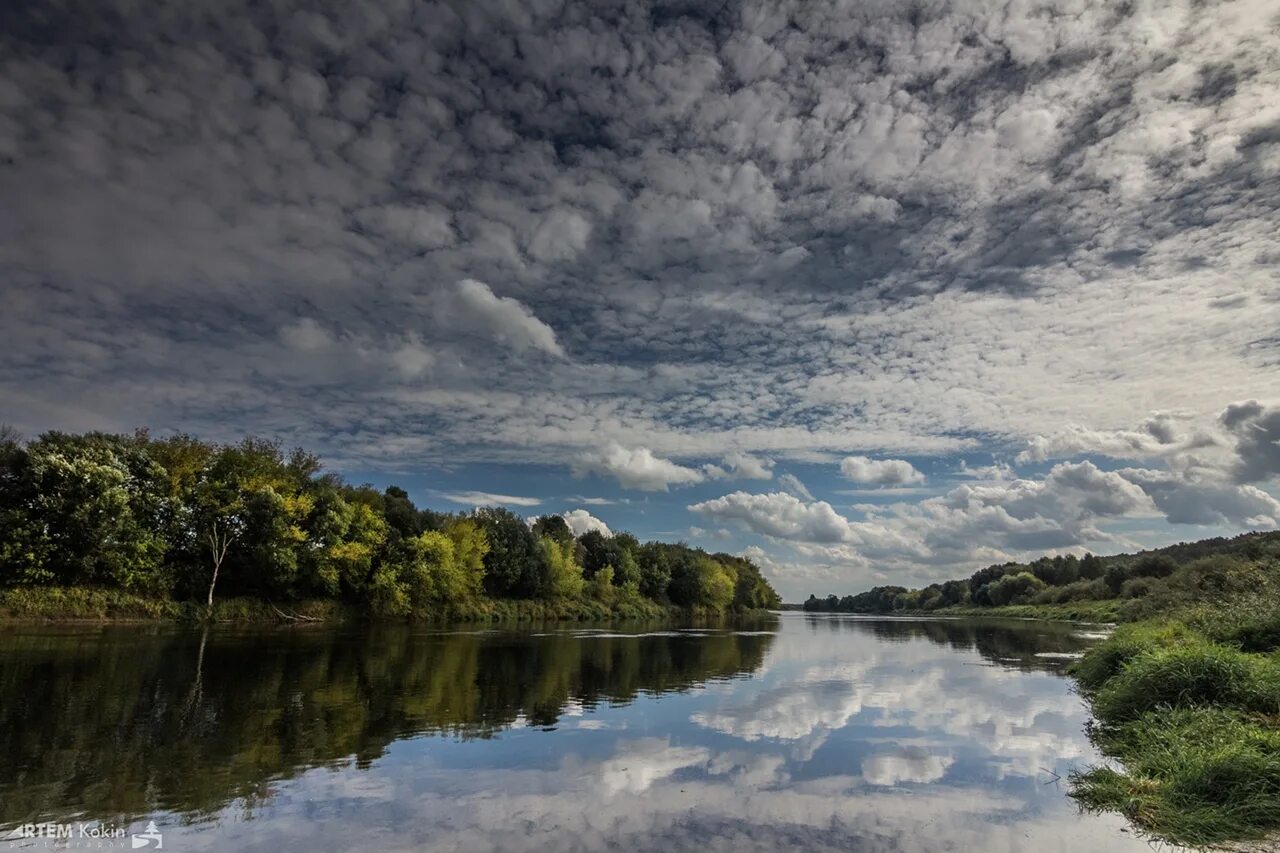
474, 507, 546, 598
532, 515, 573, 547
985, 572, 1046, 606
3, 433, 168, 591
205, 521, 236, 610
1079, 553, 1105, 580
542, 536, 585, 598
636, 542, 672, 600
382, 486, 424, 541
443, 517, 488, 598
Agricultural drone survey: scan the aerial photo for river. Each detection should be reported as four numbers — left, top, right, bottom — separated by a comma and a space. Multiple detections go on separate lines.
0, 613, 1161, 851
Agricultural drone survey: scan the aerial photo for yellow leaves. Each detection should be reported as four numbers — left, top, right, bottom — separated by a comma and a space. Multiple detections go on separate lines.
541, 536, 584, 599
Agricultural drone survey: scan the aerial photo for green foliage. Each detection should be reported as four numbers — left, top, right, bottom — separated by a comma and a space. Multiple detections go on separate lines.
541, 535, 585, 599
1090, 641, 1280, 721
1069, 599, 1280, 846
0, 433, 169, 593
1071, 707, 1280, 847
474, 506, 547, 599
804, 532, 1280, 618
0, 429, 780, 619
531, 514, 573, 546
984, 571, 1046, 606
635, 541, 673, 600
587, 564, 615, 602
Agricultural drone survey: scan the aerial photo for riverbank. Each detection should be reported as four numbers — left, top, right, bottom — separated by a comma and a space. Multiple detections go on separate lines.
0, 586, 763, 625
908, 600, 1124, 623
944, 588, 1280, 847
1067, 608, 1280, 848
800, 547, 1280, 849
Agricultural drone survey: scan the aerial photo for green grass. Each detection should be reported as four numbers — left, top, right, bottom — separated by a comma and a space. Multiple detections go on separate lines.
1069, 613, 1280, 847
927, 599, 1124, 623
1071, 707, 1280, 847
1090, 641, 1280, 722
0, 585, 758, 625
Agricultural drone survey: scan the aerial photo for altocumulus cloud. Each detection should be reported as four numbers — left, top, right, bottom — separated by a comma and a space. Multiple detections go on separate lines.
1, 0, 1278, 591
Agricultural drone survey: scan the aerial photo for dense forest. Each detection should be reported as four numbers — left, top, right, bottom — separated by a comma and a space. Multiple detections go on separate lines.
802, 530, 1280, 616
0, 429, 780, 617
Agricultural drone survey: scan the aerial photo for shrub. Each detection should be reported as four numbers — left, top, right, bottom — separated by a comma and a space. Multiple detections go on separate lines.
1120, 577, 1153, 599
985, 571, 1046, 606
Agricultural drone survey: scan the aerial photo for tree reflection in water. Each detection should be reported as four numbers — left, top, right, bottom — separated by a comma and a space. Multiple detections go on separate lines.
0, 622, 774, 826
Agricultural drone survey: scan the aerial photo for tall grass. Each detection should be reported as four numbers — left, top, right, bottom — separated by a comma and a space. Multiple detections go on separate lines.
1069, 587, 1280, 847
1071, 707, 1280, 846
0, 585, 747, 625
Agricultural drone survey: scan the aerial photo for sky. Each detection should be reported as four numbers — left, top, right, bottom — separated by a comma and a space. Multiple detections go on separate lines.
2, 0, 1279, 601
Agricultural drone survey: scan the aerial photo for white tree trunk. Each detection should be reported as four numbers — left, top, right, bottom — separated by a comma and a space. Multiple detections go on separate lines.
207, 522, 233, 612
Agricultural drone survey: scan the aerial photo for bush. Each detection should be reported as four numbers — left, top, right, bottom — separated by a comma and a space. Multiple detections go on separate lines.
985, 571, 1046, 606
1120, 577, 1153, 599
1035, 578, 1108, 604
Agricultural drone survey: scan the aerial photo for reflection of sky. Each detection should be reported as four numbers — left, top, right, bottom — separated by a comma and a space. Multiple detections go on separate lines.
18, 615, 1165, 852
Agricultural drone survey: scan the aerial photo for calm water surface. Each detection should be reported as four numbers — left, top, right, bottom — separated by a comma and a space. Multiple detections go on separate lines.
1, 614, 1160, 852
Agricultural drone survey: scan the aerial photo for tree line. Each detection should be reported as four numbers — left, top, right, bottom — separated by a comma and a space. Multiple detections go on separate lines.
0, 429, 780, 614
803, 531, 1280, 614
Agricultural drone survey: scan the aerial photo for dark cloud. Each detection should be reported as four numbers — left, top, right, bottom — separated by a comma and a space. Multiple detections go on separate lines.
1222, 401, 1280, 483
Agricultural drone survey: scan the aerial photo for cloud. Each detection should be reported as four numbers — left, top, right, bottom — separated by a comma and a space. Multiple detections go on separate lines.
777, 473, 814, 501
450, 280, 564, 357
691, 457, 1270, 585
280, 318, 333, 351
1016, 414, 1217, 465
560, 508, 611, 537
690, 492, 859, 544
574, 444, 706, 491
1117, 467, 1280, 528
439, 491, 542, 508
1221, 401, 1280, 483
703, 451, 775, 481
840, 457, 925, 486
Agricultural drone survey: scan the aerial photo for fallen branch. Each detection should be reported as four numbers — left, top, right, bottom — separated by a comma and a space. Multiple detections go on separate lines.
268, 601, 323, 622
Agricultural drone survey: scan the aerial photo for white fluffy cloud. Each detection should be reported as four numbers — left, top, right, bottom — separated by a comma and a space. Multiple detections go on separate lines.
560, 508, 612, 537
690, 492, 859, 544
840, 456, 925, 486
574, 444, 706, 491
450, 279, 564, 357
696, 454, 1279, 586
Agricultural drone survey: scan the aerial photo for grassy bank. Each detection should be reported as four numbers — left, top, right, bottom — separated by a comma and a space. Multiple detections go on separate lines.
920, 599, 1124, 623
1066, 588, 1280, 848
803, 543, 1280, 848
0, 585, 757, 625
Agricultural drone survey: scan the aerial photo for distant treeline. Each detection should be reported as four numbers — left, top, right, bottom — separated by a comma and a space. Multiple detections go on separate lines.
803, 531, 1280, 614
0, 429, 780, 615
